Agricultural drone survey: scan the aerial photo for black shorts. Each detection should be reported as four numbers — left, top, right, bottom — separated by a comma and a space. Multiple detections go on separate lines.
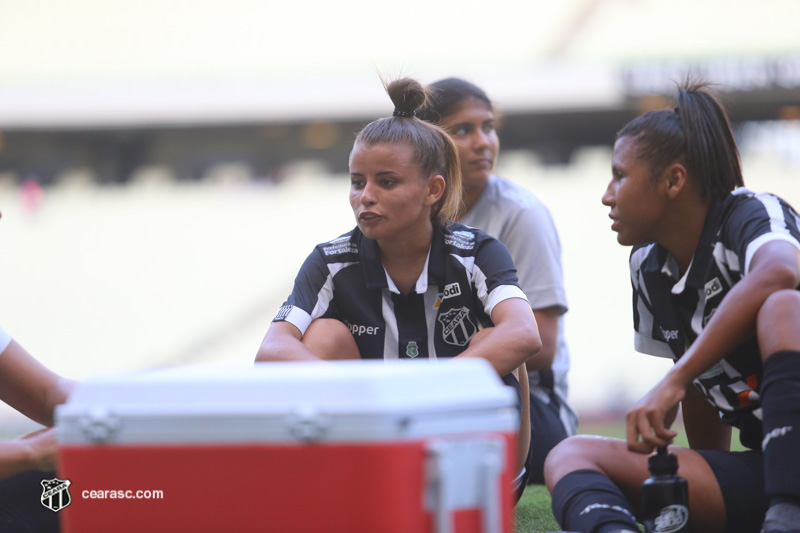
696, 449, 768, 533
526, 384, 574, 485
0, 469, 60, 532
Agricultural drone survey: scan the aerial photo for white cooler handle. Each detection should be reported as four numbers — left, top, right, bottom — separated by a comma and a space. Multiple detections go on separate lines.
426, 438, 505, 533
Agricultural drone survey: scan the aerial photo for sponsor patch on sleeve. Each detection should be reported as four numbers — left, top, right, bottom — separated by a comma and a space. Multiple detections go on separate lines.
274, 305, 293, 321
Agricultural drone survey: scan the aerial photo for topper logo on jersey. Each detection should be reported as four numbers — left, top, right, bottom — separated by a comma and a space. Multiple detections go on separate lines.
705, 277, 723, 299
659, 326, 679, 342
346, 322, 380, 336
438, 306, 476, 346
441, 282, 461, 300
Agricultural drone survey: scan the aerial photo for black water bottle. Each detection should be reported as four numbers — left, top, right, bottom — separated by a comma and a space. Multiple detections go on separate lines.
641, 446, 691, 533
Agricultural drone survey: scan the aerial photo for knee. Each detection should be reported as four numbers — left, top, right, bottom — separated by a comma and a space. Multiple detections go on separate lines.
545, 434, 595, 464
758, 290, 800, 358
758, 290, 800, 326
543, 435, 601, 490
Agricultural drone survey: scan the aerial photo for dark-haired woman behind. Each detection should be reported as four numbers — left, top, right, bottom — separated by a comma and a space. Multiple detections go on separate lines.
418, 77, 578, 486
256, 77, 543, 500
544, 82, 800, 533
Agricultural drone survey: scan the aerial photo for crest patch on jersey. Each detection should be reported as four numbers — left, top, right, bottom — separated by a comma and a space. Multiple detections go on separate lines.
405, 341, 419, 358
438, 306, 477, 347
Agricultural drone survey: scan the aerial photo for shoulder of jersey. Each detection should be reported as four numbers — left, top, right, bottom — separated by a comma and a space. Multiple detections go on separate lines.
723, 187, 781, 220
443, 223, 488, 252
319, 232, 359, 258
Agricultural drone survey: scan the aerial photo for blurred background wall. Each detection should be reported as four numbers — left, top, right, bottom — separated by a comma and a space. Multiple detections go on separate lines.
1, 0, 799, 427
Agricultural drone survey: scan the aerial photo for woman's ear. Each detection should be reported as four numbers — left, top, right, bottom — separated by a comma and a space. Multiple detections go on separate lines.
663, 162, 688, 200
424, 175, 446, 206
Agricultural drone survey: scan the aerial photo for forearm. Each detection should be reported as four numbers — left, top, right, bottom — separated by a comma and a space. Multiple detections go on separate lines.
255, 340, 323, 362
0, 340, 70, 426
682, 384, 731, 451
458, 323, 541, 376
42, 377, 77, 426
525, 307, 559, 372
515, 362, 531, 472
255, 320, 327, 363
671, 265, 797, 387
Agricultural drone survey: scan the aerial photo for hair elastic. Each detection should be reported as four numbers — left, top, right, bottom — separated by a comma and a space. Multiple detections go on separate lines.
393, 109, 415, 117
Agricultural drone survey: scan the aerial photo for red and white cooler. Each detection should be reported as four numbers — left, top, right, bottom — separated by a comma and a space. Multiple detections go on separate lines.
56, 359, 519, 533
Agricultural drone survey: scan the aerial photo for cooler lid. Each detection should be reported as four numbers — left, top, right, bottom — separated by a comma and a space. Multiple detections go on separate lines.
56, 359, 518, 444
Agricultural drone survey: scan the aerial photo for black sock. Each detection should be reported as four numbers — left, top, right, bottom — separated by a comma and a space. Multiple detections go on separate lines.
761, 351, 800, 502
771, 495, 800, 507
551, 469, 639, 533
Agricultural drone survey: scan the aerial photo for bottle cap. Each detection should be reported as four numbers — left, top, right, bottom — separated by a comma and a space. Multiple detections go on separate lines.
648, 446, 678, 476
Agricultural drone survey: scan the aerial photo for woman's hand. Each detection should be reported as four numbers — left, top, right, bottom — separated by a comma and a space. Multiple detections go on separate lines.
21, 427, 59, 472
626, 372, 685, 454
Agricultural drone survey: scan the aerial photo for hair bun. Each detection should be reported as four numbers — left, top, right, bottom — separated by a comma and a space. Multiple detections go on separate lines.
385, 78, 429, 118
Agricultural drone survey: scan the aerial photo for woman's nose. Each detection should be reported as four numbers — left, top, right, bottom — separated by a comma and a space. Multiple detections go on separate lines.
601, 181, 615, 206
361, 181, 377, 205
473, 130, 490, 150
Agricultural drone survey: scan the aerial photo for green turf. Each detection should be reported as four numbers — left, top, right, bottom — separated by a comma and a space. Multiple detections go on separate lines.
515, 484, 560, 532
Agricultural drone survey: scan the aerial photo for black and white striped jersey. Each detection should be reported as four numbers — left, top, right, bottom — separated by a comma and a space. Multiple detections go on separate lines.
274, 222, 528, 360
630, 188, 800, 449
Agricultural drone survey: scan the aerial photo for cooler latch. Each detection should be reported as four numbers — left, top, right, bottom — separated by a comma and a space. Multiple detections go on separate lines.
78, 408, 121, 443
286, 406, 331, 442
425, 437, 505, 533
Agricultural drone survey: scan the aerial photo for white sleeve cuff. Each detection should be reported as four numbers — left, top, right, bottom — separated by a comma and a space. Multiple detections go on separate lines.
484, 285, 529, 317
745, 233, 800, 275
276, 306, 313, 336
